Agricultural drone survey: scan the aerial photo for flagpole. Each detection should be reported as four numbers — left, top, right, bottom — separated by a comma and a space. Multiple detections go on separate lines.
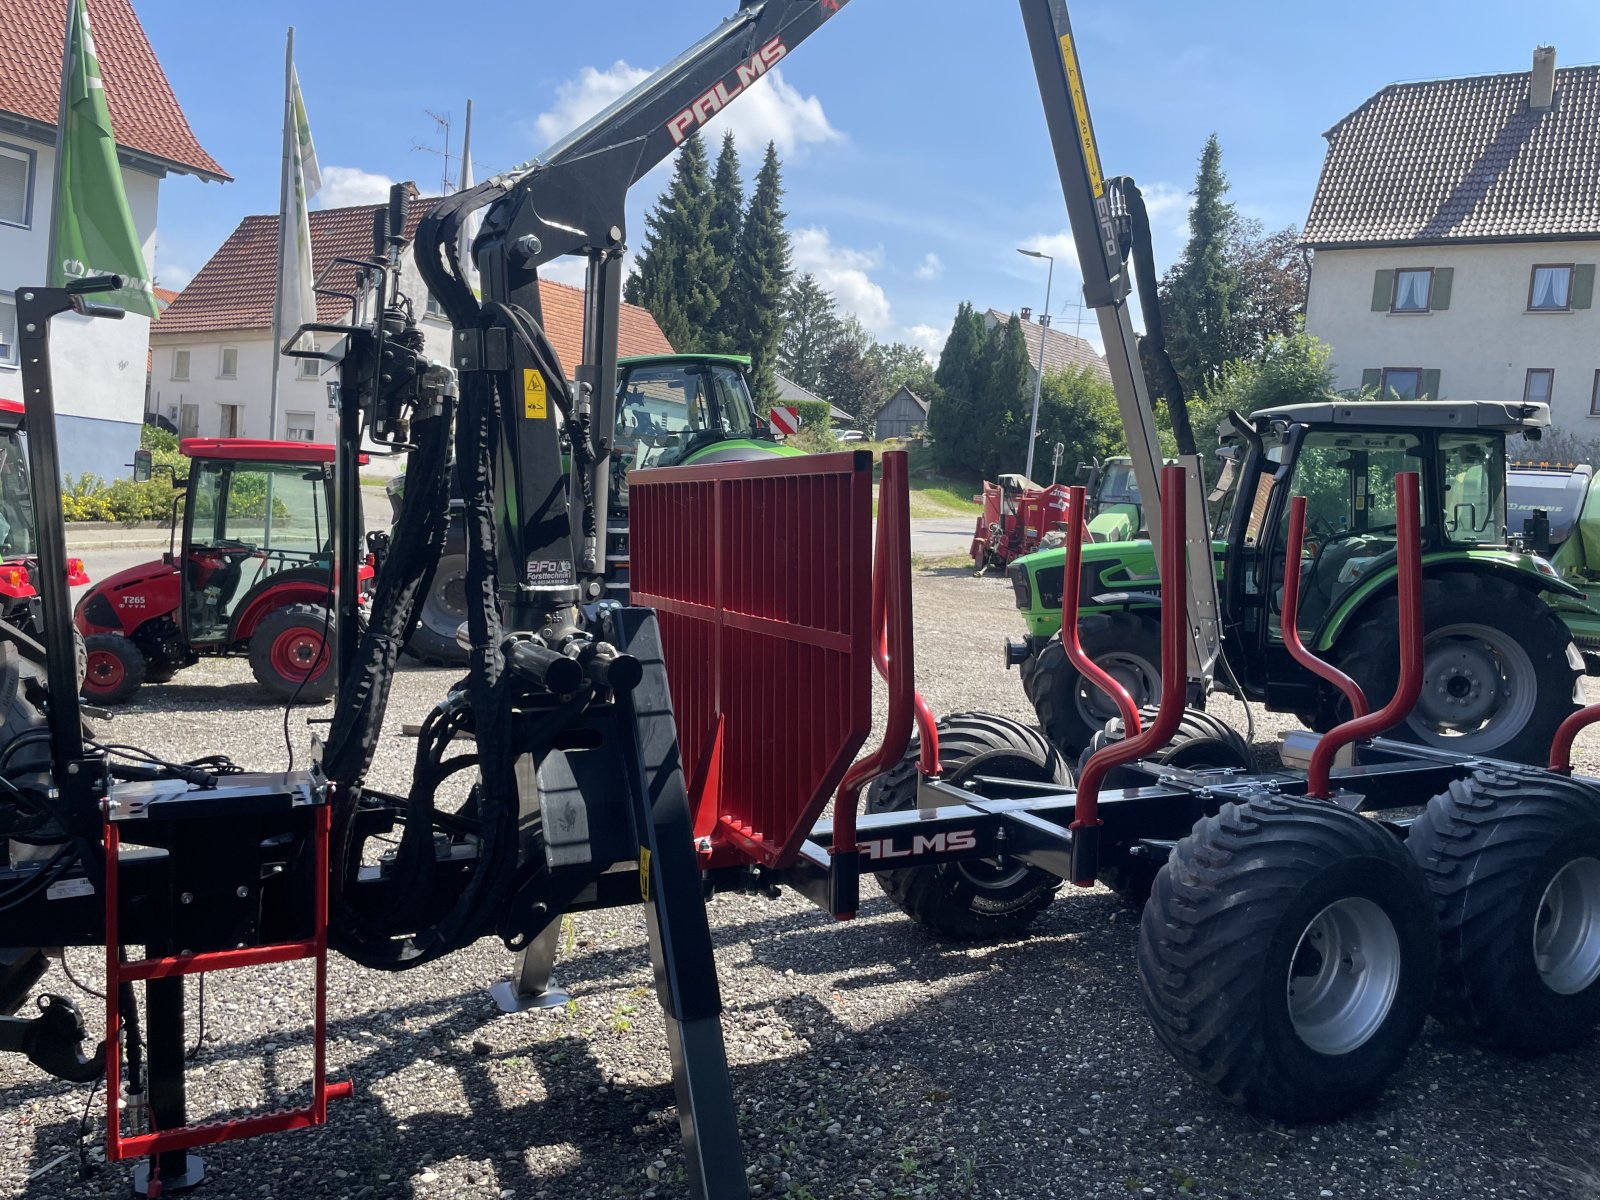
268, 27, 295, 441
44, 0, 77, 286
460, 98, 472, 192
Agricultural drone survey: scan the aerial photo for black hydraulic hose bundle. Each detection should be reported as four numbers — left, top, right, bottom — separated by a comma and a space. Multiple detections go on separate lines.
1117, 176, 1199, 460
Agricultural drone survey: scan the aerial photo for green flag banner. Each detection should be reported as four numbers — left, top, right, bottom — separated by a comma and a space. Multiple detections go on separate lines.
49, 0, 157, 318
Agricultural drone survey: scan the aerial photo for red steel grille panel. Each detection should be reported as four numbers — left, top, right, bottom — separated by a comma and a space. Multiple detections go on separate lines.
629, 451, 874, 868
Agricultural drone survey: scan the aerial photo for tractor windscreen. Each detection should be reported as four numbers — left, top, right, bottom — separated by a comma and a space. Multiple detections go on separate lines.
1439, 433, 1506, 546
0, 431, 35, 556
618, 363, 755, 468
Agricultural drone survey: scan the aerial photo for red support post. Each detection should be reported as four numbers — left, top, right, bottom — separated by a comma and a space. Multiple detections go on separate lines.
1550, 704, 1600, 774
1069, 465, 1191, 885
1282, 495, 1369, 720
1306, 472, 1424, 798
1059, 485, 1141, 740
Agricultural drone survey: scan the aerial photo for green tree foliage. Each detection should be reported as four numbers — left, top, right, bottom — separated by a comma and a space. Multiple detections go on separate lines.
927, 302, 987, 471
626, 132, 718, 350
1230, 221, 1310, 355
1035, 365, 1122, 483
729, 142, 791, 410
705, 132, 743, 351
1190, 327, 1337, 438
974, 314, 1036, 478
867, 341, 934, 404
1159, 134, 1242, 398
818, 320, 883, 424
778, 273, 840, 392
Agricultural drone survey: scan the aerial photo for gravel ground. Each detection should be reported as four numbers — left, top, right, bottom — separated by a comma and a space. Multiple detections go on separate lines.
6, 565, 1600, 1200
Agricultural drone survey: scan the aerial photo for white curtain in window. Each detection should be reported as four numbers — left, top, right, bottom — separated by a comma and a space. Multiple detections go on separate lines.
1533, 268, 1570, 309
1396, 271, 1428, 310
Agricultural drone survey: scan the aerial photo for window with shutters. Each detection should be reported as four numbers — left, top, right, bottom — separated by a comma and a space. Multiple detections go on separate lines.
0, 295, 16, 366
1380, 368, 1422, 400
1391, 268, 1433, 312
1529, 265, 1573, 312
0, 143, 33, 228
1525, 369, 1554, 406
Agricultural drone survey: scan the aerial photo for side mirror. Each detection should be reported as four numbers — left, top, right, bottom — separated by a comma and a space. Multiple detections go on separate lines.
132, 448, 152, 483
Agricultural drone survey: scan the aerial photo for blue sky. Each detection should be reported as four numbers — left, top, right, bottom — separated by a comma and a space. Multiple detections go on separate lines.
141, 0, 1598, 357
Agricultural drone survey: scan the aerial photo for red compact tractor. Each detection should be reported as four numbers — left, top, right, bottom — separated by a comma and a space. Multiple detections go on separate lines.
0, 398, 89, 631
73, 438, 369, 704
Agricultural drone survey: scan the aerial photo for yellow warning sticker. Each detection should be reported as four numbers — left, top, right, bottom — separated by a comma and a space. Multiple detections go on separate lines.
523, 368, 548, 419
1059, 34, 1104, 198
639, 848, 652, 901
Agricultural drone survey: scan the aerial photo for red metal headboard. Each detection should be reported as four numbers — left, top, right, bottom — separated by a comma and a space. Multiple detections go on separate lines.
629, 450, 875, 868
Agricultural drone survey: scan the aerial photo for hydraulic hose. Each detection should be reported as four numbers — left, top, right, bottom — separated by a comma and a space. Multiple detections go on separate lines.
1118, 177, 1198, 459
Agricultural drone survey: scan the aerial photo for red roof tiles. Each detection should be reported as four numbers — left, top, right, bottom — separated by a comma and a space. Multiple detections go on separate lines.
1, 0, 227, 180
1304, 62, 1600, 247
156, 192, 675, 369
985, 309, 1109, 383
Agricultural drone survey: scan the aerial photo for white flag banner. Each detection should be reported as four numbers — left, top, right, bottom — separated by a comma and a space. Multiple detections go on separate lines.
280, 60, 322, 339
459, 97, 479, 296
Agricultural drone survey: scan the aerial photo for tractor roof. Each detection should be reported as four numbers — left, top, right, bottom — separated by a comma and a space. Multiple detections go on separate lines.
0, 399, 22, 434
620, 353, 752, 369
1249, 399, 1549, 435
180, 437, 351, 465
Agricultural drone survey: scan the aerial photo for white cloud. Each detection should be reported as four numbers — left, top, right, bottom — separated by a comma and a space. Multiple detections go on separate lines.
912, 253, 943, 281
1013, 232, 1080, 274
317, 166, 396, 209
904, 322, 947, 360
156, 261, 193, 291
533, 61, 841, 158
791, 227, 892, 334
537, 257, 589, 290
1139, 180, 1191, 233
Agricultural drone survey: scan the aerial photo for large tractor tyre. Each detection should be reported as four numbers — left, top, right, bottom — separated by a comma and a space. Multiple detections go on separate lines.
1408, 768, 1600, 1053
1024, 611, 1162, 757
404, 528, 469, 667
1138, 792, 1437, 1121
866, 712, 1071, 939
81, 633, 146, 705
142, 661, 179, 684
1330, 574, 1579, 765
1082, 706, 1254, 906
249, 604, 335, 703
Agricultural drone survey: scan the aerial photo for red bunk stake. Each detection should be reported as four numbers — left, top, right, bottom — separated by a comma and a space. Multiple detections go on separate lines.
1305, 472, 1424, 799
1282, 495, 1369, 721
1069, 465, 1191, 885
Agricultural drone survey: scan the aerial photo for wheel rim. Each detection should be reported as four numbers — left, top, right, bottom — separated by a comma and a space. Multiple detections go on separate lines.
1073, 651, 1158, 730
1533, 857, 1600, 995
86, 649, 124, 691
270, 627, 328, 682
951, 751, 1044, 892
419, 554, 468, 641
1408, 623, 1536, 752
1286, 897, 1402, 1055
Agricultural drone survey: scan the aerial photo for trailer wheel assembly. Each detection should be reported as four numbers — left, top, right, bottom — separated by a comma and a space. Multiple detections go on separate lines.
1332, 573, 1578, 763
1137, 792, 1437, 1121
82, 632, 146, 705
866, 712, 1070, 938
1025, 611, 1161, 755
1408, 767, 1600, 1053
249, 603, 335, 702
404, 528, 469, 666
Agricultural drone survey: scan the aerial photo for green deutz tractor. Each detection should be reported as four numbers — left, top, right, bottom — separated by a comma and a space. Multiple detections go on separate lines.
1007, 399, 1584, 763
400, 351, 800, 662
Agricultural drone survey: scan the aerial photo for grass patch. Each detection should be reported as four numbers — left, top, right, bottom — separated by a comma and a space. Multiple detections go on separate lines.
866, 441, 983, 519
910, 552, 974, 572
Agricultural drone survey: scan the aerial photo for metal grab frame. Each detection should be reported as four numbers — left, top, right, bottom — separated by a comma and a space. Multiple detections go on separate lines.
1550, 704, 1600, 774
1305, 472, 1425, 799
1069, 465, 1191, 884
1282, 495, 1370, 720
835, 450, 938, 851
1059, 483, 1142, 741
102, 805, 353, 1168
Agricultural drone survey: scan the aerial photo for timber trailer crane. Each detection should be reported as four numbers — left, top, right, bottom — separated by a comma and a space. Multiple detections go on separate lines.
10, 4, 1600, 1199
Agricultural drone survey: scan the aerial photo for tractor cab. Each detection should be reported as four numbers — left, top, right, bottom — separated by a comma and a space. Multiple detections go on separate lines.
177, 439, 341, 647
613, 353, 770, 472
0, 399, 87, 621
1216, 399, 1552, 710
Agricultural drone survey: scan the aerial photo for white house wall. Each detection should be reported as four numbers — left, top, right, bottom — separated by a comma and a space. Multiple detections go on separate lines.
1305, 241, 1600, 431
0, 132, 160, 480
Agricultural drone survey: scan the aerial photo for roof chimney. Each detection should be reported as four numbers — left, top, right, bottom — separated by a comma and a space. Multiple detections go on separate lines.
1531, 45, 1557, 110
1020, 306, 1032, 322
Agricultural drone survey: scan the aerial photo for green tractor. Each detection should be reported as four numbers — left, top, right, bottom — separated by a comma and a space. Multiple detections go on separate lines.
1508, 459, 1600, 661
1008, 399, 1583, 763
399, 351, 800, 663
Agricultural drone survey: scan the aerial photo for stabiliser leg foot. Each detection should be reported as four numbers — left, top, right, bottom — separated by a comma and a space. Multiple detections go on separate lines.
489, 921, 571, 1013
131, 1154, 204, 1197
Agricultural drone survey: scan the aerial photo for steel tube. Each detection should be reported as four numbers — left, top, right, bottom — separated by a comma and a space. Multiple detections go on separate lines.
1282, 495, 1369, 720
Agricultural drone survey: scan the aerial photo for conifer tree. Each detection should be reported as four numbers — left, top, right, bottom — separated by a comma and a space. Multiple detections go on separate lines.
778, 273, 840, 392
1159, 134, 1242, 397
706, 132, 744, 351
729, 142, 791, 408
627, 132, 718, 350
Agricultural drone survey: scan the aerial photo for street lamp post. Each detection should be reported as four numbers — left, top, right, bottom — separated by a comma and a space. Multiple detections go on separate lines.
1017, 247, 1053, 483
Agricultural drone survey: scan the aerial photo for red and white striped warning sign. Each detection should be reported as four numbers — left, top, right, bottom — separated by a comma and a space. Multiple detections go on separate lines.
769, 405, 801, 437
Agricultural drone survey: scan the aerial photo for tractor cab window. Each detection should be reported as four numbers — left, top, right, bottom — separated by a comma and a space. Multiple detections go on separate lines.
185, 459, 330, 642
0, 431, 34, 556
1439, 433, 1504, 546
1277, 430, 1420, 638
617, 363, 753, 468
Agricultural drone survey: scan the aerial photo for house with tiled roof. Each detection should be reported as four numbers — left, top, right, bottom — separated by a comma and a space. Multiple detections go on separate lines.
1303, 47, 1600, 430
1, 0, 227, 477
982, 308, 1109, 387
150, 189, 674, 446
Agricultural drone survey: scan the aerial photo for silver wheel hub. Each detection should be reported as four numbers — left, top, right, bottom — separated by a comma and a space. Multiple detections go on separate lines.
1076, 652, 1157, 728
1408, 623, 1536, 750
1287, 897, 1402, 1055
1533, 857, 1600, 995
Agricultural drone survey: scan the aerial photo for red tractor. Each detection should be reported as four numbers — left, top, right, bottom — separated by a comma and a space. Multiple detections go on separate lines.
0, 398, 90, 631
73, 438, 369, 704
